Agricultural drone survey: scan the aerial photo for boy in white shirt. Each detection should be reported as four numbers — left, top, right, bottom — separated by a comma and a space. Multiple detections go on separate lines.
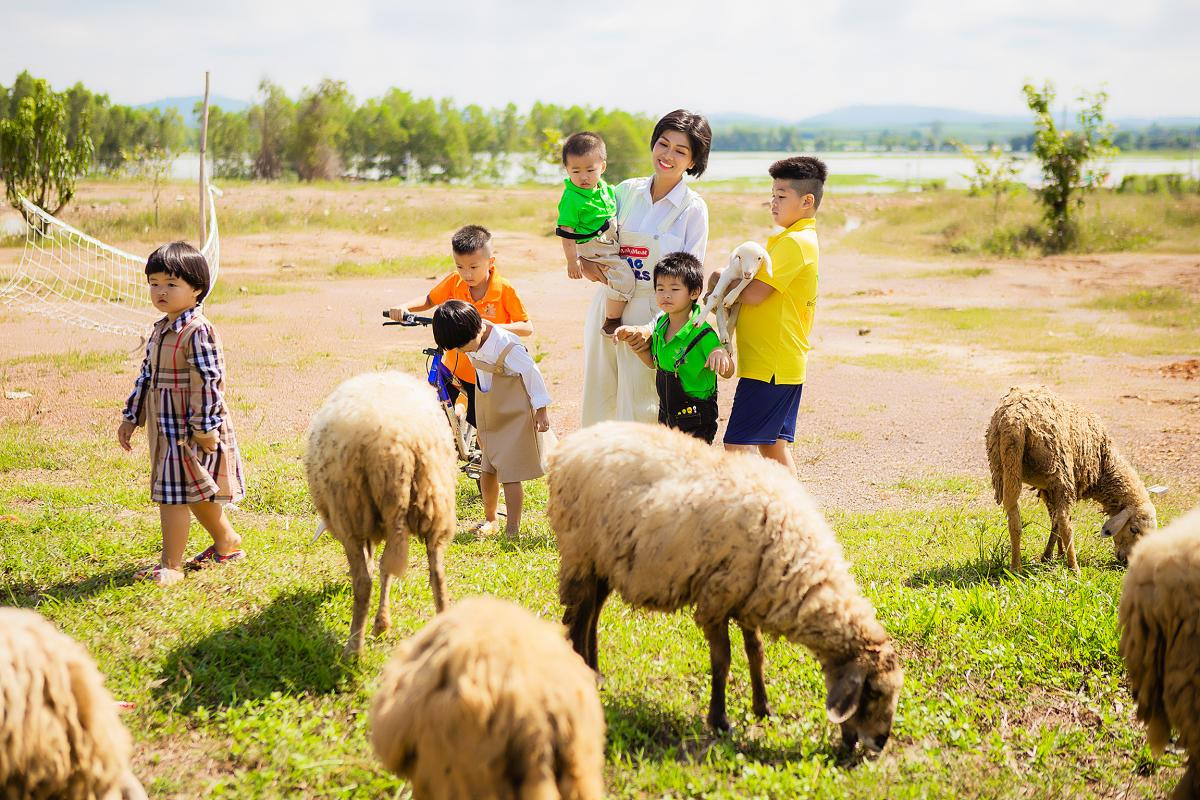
432, 300, 551, 538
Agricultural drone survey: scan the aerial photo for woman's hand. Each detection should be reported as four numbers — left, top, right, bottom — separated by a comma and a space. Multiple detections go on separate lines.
192, 428, 220, 453
533, 407, 550, 432
116, 420, 136, 452
386, 305, 409, 322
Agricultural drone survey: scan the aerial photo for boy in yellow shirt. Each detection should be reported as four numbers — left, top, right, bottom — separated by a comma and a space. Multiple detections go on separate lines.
715, 156, 825, 470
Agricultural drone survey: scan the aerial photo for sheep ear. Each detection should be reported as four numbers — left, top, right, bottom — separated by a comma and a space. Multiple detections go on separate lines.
1101, 507, 1133, 538
826, 667, 865, 724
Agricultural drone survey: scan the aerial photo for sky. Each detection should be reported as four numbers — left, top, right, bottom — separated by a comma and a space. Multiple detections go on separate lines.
3, 0, 1198, 119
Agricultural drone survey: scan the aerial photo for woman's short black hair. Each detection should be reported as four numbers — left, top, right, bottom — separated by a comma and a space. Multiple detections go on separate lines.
653, 251, 704, 294
145, 241, 211, 301
432, 299, 483, 351
651, 109, 712, 178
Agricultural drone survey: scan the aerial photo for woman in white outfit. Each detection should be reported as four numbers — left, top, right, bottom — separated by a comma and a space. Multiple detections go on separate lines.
578, 109, 712, 426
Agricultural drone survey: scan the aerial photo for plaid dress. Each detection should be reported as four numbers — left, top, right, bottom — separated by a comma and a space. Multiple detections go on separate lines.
122, 308, 245, 505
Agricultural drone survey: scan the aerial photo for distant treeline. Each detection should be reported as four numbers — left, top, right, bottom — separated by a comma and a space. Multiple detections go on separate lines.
714, 123, 1200, 153
1, 71, 188, 173
0, 71, 657, 183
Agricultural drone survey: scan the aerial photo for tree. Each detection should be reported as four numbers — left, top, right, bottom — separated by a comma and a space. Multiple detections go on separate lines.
205, 106, 253, 178
955, 141, 1022, 226
250, 79, 294, 179
291, 79, 353, 181
1022, 82, 1115, 252
0, 77, 93, 227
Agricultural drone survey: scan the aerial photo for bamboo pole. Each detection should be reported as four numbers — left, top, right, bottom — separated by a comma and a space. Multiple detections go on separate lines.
198, 72, 210, 247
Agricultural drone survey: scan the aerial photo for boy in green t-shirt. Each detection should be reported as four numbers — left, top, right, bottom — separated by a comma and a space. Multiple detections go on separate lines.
556, 131, 636, 336
618, 252, 733, 443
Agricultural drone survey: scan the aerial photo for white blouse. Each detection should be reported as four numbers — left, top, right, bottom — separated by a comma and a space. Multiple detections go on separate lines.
468, 324, 551, 410
614, 176, 709, 262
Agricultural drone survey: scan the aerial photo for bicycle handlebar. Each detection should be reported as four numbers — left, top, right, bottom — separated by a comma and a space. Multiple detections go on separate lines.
382, 310, 434, 327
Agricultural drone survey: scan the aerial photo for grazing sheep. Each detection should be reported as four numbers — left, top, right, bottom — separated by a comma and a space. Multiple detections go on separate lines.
0, 608, 147, 800
985, 385, 1161, 574
549, 421, 903, 753
370, 596, 605, 800
1119, 505, 1200, 800
696, 241, 772, 346
304, 371, 456, 655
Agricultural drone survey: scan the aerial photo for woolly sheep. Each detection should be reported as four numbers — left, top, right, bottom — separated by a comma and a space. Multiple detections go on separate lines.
1119, 505, 1200, 800
370, 596, 605, 800
985, 385, 1161, 573
696, 241, 772, 346
0, 607, 147, 800
304, 371, 456, 655
548, 421, 903, 753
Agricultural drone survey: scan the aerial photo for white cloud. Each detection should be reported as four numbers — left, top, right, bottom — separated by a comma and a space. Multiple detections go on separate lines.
1, 0, 1196, 117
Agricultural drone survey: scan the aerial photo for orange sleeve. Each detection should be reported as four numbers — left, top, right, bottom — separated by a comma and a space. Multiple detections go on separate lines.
427, 273, 456, 305
501, 281, 530, 323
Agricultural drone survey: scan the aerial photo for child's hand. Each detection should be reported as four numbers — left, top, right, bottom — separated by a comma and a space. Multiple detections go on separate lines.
116, 420, 136, 452
706, 347, 734, 379
614, 325, 651, 352
386, 305, 409, 322
533, 406, 550, 432
192, 428, 220, 453
566, 259, 583, 280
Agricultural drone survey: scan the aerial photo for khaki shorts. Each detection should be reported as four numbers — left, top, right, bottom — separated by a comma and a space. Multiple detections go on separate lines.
577, 223, 635, 302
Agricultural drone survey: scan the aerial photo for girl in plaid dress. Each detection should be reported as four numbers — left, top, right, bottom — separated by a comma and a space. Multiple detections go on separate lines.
117, 242, 246, 586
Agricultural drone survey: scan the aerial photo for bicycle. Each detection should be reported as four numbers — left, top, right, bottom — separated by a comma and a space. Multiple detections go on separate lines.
382, 310, 483, 484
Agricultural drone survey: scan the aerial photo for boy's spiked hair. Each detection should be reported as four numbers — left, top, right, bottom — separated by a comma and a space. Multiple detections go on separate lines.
432, 299, 483, 351
769, 156, 829, 209
145, 241, 211, 302
451, 225, 492, 255
653, 251, 704, 295
651, 110, 712, 178
562, 131, 607, 164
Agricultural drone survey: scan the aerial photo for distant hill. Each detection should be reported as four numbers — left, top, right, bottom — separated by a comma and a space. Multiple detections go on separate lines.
136, 95, 250, 122
711, 105, 1199, 132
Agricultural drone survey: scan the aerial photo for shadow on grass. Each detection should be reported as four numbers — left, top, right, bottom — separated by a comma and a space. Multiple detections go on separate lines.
156, 583, 351, 712
907, 551, 1127, 588
603, 694, 846, 768
5, 564, 144, 606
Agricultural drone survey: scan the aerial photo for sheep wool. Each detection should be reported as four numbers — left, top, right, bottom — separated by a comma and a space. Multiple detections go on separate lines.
549, 421, 902, 753
370, 596, 605, 800
1119, 505, 1200, 800
0, 608, 146, 800
304, 371, 457, 655
985, 385, 1157, 573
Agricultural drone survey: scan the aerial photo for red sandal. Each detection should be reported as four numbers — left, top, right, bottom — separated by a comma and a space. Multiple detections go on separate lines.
185, 545, 246, 571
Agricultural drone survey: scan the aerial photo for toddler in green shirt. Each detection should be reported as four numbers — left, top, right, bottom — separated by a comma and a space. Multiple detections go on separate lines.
618, 252, 733, 443
556, 131, 636, 336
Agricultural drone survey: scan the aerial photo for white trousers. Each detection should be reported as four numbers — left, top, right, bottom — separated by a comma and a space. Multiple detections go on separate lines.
581, 283, 658, 427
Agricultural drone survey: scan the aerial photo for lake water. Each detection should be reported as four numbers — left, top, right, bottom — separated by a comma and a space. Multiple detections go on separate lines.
162, 150, 1200, 191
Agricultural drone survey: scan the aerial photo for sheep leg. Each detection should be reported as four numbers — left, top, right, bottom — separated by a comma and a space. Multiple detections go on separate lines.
373, 570, 393, 636
343, 539, 374, 656
740, 624, 771, 719
1173, 759, 1197, 800
1046, 496, 1080, 574
1004, 503, 1024, 572
563, 574, 598, 667
701, 617, 733, 733
425, 537, 449, 613
584, 578, 610, 673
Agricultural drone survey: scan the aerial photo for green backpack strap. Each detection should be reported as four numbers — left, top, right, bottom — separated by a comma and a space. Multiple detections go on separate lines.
673, 326, 719, 373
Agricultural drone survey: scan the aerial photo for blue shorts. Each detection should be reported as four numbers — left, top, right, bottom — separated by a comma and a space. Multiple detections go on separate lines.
723, 378, 804, 445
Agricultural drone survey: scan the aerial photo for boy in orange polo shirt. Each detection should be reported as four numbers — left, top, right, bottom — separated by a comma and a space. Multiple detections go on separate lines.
388, 225, 533, 527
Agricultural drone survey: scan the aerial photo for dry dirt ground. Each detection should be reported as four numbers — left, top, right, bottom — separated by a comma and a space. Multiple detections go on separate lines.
1, 187, 1197, 513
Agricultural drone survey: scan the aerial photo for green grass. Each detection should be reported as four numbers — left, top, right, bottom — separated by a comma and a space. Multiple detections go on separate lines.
842, 191, 1200, 258
828, 352, 943, 373
862, 303, 1200, 358
331, 254, 453, 278
0, 424, 1191, 798
205, 281, 303, 306
1086, 287, 1200, 330
2, 348, 129, 376
905, 266, 993, 279
892, 475, 988, 496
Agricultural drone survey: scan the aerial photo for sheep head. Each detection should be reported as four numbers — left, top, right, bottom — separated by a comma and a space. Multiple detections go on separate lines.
729, 241, 772, 284
824, 647, 903, 755
1101, 502, 1159, 564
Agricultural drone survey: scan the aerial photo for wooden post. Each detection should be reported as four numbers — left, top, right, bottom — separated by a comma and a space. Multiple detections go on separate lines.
198, 71, 211, 248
